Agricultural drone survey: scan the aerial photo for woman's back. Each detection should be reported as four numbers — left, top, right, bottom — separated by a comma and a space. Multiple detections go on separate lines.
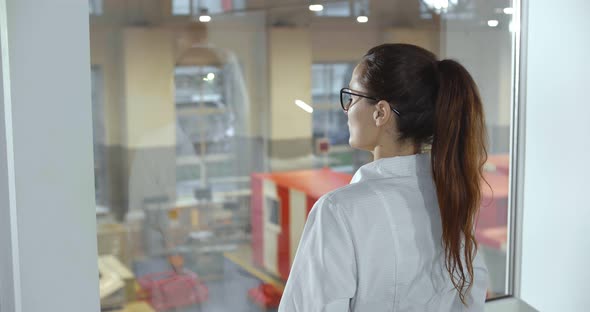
279, 154, 488, 311
279, 43, 489, 311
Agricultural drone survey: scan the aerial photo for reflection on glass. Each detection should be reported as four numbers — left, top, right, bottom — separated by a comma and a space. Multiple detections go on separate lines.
313, 1, 351, 17
92, 0, 514, 310
89, 0, 103, 16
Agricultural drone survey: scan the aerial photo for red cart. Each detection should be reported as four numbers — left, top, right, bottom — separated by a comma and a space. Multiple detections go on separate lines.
137, 269, 208, 311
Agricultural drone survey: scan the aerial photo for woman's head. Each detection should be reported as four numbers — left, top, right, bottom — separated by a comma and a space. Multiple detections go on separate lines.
343, 65, 395, 151
348, 43, 488, 305
346, 44, 439, 151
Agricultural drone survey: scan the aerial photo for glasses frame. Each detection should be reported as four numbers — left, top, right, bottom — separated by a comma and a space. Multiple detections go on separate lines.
340, 88, 401, 116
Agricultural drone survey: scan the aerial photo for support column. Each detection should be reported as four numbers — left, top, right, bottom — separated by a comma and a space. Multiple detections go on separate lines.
122, 28, 177, 222
268, 27, 313, 170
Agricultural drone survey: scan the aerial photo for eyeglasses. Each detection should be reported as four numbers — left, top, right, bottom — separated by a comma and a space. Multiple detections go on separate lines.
340, 88, 401, 116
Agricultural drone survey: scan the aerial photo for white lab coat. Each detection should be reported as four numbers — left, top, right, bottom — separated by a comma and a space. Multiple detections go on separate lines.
278, 153, 488, 312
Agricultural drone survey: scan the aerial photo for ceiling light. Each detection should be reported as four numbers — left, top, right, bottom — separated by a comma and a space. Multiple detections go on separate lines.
199, 8, 211, 22
357, 10, 368, 23
309, 4, 324, 12
487, 20, 499, 27
503, 7, 515, 15
295, 99, 313, 113
422, 0, 458, 13
207, 73, 215, 80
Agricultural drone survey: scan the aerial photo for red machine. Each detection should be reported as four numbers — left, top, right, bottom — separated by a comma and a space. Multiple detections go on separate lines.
251, 168, 353, 281
137, 270, 208, 311
250, 155, 509, 282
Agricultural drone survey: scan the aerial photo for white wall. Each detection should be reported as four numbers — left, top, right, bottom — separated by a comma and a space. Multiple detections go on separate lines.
520, 0, 590, 311
311, 26, 380, 63
382, 28, 440, 56
0, 0, 100, 311
311, 26, 440, 62
0, 3, 19, 310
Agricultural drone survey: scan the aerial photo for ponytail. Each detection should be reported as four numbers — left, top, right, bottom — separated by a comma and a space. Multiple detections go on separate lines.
431, 59, 488, 305
360, 44, 488, 305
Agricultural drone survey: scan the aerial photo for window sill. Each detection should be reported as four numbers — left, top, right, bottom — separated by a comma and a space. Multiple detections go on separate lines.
485, 297, 537, 312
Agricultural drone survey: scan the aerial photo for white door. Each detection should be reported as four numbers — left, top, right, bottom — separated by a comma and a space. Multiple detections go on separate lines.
289, 189, 306, 265
262, 180, 280, 276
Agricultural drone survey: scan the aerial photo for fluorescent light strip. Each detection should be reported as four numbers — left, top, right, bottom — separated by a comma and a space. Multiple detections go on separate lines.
309, 4, 324, 12
295, 99, 313, 113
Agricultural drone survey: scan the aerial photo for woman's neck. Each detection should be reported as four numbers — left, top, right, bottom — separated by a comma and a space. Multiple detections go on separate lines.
372, 141, 419, 161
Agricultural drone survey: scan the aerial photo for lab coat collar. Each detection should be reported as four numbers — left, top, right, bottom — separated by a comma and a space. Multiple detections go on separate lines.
350, 153, 431, 184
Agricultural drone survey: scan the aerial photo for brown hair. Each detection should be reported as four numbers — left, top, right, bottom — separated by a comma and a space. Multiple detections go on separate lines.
359, 44, 488, 305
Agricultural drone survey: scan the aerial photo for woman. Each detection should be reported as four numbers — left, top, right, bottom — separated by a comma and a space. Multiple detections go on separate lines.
278, 44, 489, 311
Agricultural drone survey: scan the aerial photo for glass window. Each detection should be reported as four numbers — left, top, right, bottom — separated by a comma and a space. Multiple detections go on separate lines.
172, 0, 191, 16
91, 66, 106, 208
352, 0, 370, 16
267, 198, 280, 226
172, 0, 233, 16
174, 65, 239, 200
90, 0, 517, 309
440, 1, 514, 298
311, 63, 360, 171
89, 0, 103, 16
314, 1, 351, 17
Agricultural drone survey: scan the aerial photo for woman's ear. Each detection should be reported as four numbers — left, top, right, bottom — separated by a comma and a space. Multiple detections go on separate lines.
374, 100, 393, 127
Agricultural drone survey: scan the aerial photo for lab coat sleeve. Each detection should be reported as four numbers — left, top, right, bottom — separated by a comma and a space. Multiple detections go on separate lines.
278, 195, 357, 312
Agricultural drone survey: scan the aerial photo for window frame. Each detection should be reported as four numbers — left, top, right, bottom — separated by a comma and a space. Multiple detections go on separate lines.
0, 0, 528, 311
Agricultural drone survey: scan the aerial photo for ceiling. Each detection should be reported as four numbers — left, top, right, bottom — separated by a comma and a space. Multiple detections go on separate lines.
95, 0, 514, 30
